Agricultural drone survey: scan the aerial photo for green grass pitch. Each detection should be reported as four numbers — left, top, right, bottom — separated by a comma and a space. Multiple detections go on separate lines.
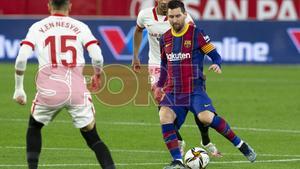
0, 63, 299, 169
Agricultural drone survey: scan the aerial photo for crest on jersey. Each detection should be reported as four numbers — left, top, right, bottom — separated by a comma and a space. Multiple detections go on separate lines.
287, 28, 300, 54
98, 26, 148, 60
184, 40, 192, 48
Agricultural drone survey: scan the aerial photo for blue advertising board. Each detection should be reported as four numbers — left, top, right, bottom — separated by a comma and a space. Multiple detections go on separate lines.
0, 17, 299, 64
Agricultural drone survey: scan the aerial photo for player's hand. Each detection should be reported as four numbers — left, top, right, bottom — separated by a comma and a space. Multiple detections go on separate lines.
208, 64, 222, 74
131, 58, 141, 73
151, 82, 158, 92
154, 87, 164, 103
91, 74, 101, 92
13, 89, 27, 105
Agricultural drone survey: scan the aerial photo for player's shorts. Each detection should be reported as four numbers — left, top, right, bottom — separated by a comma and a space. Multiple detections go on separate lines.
31, 96, 95, 129
148, 64, 160, 86
160, 92, 216, 129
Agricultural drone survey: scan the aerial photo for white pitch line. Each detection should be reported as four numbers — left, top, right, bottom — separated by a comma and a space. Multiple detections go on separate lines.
1, 146, 300, 158
209, 77, 300, 84
0, 159, 300, 167
1, 118, 300, 134
210, 158, 300, 164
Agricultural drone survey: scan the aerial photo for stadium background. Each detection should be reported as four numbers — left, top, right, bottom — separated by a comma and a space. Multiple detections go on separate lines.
0, 0, 299, 169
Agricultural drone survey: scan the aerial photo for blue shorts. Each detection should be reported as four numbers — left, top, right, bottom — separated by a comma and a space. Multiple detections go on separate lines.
160, 92, 216, 129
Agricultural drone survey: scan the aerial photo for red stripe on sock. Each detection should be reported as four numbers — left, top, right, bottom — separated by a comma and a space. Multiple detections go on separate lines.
163, 130, 176, 138
216, 118, 227, 133
166, 140, 179, 150
227, 130, 236, 141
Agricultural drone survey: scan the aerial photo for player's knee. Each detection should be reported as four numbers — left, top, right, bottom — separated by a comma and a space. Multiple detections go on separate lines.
28, 116, 44, 129
159, 107, 176, 124
80, 123, 103, 150
80, 120, 95, 132
197, 110, 214, 125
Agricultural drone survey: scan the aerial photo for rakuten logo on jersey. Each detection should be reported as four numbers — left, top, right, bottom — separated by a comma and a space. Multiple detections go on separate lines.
213, 37, 270, 62
166, 53, 191, 62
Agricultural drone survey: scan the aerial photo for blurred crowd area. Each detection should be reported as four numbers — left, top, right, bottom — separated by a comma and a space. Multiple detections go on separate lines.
0, 0, 299, 21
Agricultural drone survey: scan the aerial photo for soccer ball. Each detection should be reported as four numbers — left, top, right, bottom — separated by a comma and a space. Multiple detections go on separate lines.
184, 147, 210, 169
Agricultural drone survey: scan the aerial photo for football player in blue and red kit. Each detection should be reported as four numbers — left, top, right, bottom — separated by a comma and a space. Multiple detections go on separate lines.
155, 1, 257, 168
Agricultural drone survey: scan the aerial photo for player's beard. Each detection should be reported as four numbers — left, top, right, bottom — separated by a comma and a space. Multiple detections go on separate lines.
172, 23, 184, 33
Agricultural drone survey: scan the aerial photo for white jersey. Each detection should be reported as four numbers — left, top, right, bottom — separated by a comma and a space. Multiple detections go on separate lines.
21, 14, 98, 68
137, 7, 194, 65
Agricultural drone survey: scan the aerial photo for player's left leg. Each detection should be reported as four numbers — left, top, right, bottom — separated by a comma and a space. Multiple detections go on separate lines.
191, 93, 256, 162
194, 115, 222, 157
26, 103, 59, 169
80, 120, 115, 169
26, 115, 44, 169
198, 111, 256, 162
68, 96, 115, 169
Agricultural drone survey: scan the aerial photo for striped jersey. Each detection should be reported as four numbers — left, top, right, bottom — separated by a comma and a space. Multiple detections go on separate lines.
157, 24, 222, 93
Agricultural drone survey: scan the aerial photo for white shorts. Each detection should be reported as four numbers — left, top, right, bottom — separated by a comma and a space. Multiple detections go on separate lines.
31, 97, 95, 129
148, 64, 160, 86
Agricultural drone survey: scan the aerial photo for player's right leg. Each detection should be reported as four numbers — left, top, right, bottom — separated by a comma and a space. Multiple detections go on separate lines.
149, 65, 187, 162
80, 120, 115, 169
159, 106, 185, 169
174, 124, 186, 157
26, 115, 44, 169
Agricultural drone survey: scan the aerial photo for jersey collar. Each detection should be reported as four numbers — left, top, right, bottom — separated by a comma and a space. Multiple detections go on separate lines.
52, 13, 67, 17
171, 24, 189, 37
152, 7, 168, 21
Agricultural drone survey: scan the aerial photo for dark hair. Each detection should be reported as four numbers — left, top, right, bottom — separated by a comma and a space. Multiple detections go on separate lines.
167, 0, 186, 13
50, 0, 69, 9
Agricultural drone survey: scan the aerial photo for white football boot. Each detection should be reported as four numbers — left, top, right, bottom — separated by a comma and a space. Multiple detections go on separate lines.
201, 142, 222, 157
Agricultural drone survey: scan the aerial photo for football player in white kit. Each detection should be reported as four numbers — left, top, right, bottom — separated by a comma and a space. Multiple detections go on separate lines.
132, 0, 221, 157
13, 0, 115, 169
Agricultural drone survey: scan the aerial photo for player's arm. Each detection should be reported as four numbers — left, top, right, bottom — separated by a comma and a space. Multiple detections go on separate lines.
155, 38, 167, 102
87, 43, 104, 91
132, 25, 144, 73
13, 43, 33, 105
198, 30, 222, 74
132, 10, 146, 73
156, 54, 167, 88
207, 49, 222, 74
81, 24, 104, 91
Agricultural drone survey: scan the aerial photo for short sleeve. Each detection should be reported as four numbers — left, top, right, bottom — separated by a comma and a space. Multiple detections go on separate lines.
20, 26, 36, 50
80, 24, 99, 49
196, 29, 215, 54
136, 10, 145, 29
159, 37, 166, 59
185, 13, 195, 25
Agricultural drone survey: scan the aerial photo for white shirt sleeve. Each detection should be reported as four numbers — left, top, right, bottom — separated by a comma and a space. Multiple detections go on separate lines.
136, 10, 146, 29
186, 13, 195, 25
20, 25, 36, 50
87, 44, 104, 69
15, 45, 33, 71
80, 24, 99, 48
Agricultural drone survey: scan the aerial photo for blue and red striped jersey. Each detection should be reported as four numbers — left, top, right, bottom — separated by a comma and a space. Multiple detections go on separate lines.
157, 24, 222, 93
